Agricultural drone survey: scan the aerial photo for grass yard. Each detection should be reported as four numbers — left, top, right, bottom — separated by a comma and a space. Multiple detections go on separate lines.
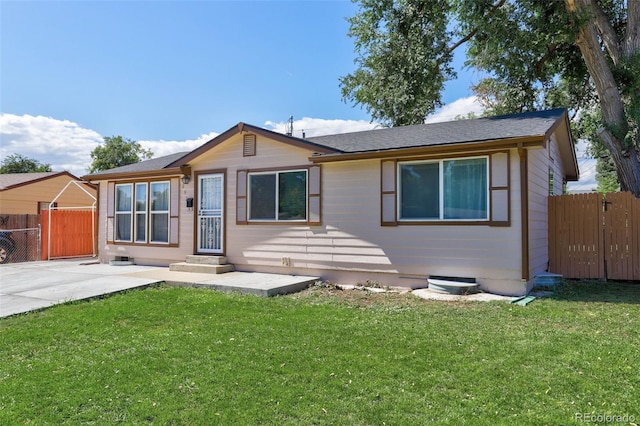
1, 281, 638, 425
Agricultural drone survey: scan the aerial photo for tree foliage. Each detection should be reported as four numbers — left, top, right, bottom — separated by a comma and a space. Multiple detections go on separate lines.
341, 0, 640, 196
88, 136, 152, 174
0, 153, 52, 173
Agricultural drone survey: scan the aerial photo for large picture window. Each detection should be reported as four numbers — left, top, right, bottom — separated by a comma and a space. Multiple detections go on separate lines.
248, 170, 307, 221
399, 157, 488, 221
114, 181, 170, 243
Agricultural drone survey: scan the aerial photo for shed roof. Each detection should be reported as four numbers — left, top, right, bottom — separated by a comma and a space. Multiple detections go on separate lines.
0, 171, 83, 191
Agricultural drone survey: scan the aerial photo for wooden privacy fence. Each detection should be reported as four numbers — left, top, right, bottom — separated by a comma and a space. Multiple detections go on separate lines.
549, 192, 640, 280
41, 210, 97, 260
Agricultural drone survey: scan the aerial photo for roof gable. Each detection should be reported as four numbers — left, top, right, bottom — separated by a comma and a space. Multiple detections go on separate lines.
167, 122, 340, 168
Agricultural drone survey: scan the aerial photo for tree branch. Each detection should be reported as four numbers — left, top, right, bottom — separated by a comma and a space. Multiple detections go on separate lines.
446, 0, 507, 54
535, 43, 558, 78
566, 0, 625, 124
623, 0, 640, 57
590, 0, 622, 64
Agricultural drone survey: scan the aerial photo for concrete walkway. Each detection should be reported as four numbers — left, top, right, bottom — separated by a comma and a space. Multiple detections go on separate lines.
0, 259, 319, 318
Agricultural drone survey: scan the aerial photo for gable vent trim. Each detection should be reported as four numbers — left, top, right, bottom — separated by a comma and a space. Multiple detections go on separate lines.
243, 134, 256, 157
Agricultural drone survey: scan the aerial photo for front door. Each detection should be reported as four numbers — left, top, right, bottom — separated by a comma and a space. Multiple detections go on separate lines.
197, 173, 224, 254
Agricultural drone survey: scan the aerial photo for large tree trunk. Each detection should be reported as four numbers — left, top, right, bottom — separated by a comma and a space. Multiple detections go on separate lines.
597, 130, 640, 194
566, 0, 640, 197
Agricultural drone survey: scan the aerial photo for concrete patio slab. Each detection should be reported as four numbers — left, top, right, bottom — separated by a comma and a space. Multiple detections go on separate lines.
412, 288, 516, 302
125, 269, 319, 297
0, 259, 319, 318
0, 260, 164, 317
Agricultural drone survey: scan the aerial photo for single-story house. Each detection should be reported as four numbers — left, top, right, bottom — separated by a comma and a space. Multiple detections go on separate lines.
84, 108, 579, 296
0, 172, 96, 215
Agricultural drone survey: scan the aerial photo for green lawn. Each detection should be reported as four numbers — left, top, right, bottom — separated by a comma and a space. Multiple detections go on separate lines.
1, 281, 638, 425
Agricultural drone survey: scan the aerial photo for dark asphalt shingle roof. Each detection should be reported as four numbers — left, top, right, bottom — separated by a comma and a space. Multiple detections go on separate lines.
307, 108, 566, 153
84, 152, 190, 178
83, 109, 567, 177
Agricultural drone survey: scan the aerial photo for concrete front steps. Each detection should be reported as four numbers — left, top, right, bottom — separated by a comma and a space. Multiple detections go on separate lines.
169, 255, 235, 274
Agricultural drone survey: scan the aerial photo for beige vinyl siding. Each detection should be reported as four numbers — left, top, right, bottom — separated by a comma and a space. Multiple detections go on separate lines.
189, 132, 317, 259
98, 177, 193, 266
527, 135, 564, 285
0, 175, 96, 215
220, 140, 526, 295
550, 134, 566, 195
190, 133, 315, 171
95, 131, 533, 295
98, 182, 110, 259
178, 178, 195, 257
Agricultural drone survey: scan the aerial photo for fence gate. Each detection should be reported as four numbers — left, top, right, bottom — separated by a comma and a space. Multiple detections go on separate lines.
603, 192, 640, 280
41, 210, 97, 260
41, 180, 97, 260
549, 192, 640, 280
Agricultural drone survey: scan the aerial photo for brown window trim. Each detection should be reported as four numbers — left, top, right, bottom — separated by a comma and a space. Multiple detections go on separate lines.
382, 150, 511, 227
106, 242, 180, 248
239, 164, 322, 226
110, 178, 176, 245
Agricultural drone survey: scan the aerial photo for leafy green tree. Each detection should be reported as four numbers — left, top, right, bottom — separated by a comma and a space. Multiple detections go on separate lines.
573, 108, 620, 192
341, 0, 640, 196
0, 153, 52, 173
88, 136, 152, 173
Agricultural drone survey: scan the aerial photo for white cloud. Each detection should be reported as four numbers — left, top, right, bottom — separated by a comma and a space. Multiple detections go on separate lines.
138, 132, 217, 158
0, 114, 103, 177
567, 158, 597, 193
0, 114, 215, 177
425, 96, 485, 123
0, 97, 490, 178
566, 139, 597, 193
264, 117, 381, 138
265, 97, 486, 138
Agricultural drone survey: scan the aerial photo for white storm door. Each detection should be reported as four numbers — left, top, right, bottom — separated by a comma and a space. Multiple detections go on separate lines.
198, 173, 224, 254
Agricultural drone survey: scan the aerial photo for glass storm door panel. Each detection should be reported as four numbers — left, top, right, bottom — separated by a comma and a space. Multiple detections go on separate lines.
197, 174, 224, 253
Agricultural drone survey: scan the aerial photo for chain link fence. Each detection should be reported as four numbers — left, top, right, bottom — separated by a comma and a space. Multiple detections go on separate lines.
0, 227, 41, 264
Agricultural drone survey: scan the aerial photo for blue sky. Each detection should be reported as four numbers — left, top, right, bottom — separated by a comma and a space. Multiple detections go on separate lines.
0, 0, 593, 189
4, 0, 399, 140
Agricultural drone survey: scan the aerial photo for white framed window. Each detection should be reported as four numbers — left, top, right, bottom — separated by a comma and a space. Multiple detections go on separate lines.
113, 181, 170, 244
248, 169, 307, 221
150, 182, 170, 243
115, 184, 133, 242
398, 156, 489, 221
135, 183, 148, 243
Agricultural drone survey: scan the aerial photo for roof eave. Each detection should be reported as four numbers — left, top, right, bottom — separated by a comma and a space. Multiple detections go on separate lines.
308, 136, 546, 163
560, 111, 580, 181
82, 167, 184, 182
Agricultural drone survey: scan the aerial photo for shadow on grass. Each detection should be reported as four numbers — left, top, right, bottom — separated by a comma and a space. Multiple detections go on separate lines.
548, 279, 640, 304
